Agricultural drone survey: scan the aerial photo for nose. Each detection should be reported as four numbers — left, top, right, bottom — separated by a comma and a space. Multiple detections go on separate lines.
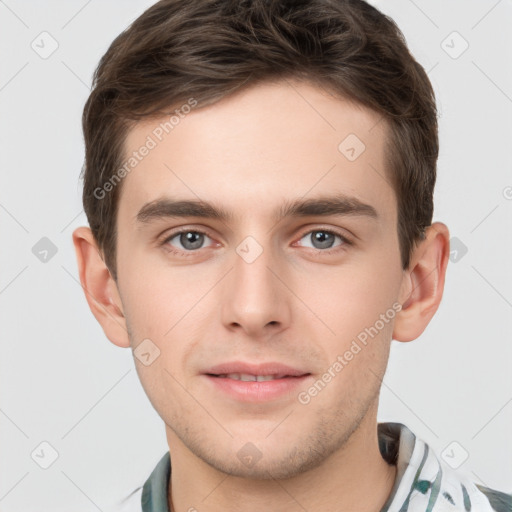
221, 238, 292, 338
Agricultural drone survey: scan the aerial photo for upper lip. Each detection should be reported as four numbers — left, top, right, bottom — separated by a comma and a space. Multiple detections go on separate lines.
203, 361, 310, 377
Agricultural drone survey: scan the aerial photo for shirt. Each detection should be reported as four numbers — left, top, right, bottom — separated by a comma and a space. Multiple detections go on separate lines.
113, 422, 512, 511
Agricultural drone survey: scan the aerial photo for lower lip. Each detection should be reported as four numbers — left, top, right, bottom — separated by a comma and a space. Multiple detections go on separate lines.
203, 375, 311, 402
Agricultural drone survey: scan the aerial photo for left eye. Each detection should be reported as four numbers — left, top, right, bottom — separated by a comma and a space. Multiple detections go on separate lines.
297, 230, 347, 251
166, 231, 213, 252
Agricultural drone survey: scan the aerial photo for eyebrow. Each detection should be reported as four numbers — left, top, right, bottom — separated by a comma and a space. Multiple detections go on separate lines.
136, 194, 378, 225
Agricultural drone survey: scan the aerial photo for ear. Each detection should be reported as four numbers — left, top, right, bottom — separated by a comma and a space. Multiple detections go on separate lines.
72, 226, 130, 348
393, 222, 450, 342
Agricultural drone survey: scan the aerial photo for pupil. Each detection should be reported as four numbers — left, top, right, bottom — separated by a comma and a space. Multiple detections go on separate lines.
181, 232, 203, 250
313, 231, 334, 249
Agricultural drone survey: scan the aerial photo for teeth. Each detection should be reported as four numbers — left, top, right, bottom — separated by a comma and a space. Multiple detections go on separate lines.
218, 373, 286, 381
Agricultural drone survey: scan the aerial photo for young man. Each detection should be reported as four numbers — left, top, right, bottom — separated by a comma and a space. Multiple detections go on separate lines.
72, 0, 511, 511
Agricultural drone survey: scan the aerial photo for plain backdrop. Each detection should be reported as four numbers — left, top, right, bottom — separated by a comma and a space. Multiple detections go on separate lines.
0, 0, 511, 510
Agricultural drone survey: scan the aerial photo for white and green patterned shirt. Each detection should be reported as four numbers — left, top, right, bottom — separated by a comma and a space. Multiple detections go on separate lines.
114, 422, 511, 512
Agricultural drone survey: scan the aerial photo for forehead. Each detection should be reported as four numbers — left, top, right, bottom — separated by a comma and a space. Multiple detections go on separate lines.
118, 78, 394, 224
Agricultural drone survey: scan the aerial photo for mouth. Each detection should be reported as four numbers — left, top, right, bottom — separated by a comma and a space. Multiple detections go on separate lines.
207, 372, 309, 381
202, 362, 312, 402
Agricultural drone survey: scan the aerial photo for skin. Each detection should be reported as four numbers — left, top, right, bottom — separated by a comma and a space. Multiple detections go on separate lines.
73, 78, 450, 512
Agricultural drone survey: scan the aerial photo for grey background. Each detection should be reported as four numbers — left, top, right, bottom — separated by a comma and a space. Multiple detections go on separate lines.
0, 0, 511, 510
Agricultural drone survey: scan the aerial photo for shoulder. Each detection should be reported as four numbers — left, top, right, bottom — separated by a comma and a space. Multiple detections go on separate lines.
430, 451, 511, 512
476, 484, 512, 512
430, 454, 511, 512
378, 422, 511, 512
109, 486, 143, 512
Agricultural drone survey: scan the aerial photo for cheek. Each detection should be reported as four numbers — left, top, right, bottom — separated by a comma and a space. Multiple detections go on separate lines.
302, 258, 401, 340
295, 259, 400, 405
119, 260, 215, 383
119, 255, 204, 335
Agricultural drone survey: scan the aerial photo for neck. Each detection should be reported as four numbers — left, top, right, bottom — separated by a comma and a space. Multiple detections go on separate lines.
166, 410, 397, 512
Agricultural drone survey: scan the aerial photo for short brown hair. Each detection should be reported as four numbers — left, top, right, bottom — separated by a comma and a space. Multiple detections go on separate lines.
81, 0, 438, 280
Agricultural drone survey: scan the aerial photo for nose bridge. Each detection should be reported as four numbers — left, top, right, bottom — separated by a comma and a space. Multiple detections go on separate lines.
221, 233, 290, 334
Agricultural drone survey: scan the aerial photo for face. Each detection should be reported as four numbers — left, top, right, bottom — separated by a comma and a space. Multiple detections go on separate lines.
114, 79, 405, 479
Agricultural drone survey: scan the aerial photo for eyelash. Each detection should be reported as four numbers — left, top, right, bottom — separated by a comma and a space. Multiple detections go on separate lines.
160, 227, 353, 258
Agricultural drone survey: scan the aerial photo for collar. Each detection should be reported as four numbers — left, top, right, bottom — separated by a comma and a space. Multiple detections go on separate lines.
137, 422, 505, 512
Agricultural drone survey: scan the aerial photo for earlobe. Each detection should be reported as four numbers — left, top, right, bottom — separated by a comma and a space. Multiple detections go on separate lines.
392, 222, 450, 342
72, 226, 131, 348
